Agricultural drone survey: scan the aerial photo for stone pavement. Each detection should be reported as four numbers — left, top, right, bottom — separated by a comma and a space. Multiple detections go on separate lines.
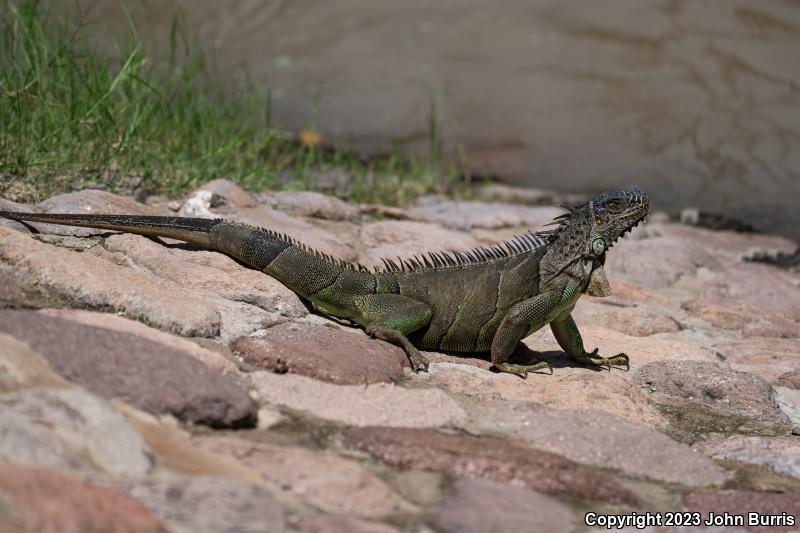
1, 180, 798, 532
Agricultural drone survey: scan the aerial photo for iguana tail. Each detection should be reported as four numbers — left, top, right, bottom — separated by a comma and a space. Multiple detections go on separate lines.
0, 212, 220, 246
0, 212, 375, 303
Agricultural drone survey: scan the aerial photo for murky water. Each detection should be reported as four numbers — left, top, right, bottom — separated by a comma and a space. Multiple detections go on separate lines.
82, 0, 800, 237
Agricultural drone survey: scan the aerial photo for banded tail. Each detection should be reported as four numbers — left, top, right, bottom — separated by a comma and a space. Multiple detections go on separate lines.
0, 211, 376, 303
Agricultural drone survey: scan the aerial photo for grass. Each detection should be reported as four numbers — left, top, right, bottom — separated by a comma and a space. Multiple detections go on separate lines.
0, 0, 461, 205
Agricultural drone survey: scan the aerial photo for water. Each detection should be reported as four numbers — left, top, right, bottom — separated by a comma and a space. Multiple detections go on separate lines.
83, 0, 800, 238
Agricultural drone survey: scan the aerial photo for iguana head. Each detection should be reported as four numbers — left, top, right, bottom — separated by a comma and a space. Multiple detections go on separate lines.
585, 187, 649, 259
540, 187, 648, 296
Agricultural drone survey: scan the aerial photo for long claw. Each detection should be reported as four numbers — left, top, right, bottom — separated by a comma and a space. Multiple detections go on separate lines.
608, 353, 630, 371
576, 349, 630, 371
493, 361, 553, 379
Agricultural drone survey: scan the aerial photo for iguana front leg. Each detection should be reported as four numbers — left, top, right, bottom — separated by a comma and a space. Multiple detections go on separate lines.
550, 313, 629, 370
355, 294, 433, 371
490, 291, 559, 378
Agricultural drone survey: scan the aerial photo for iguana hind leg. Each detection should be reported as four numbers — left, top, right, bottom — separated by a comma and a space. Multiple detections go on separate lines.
356, 294, 433, 372
550, 313, 629, 370
490, 292, 558, 378
366, 325, 429, 371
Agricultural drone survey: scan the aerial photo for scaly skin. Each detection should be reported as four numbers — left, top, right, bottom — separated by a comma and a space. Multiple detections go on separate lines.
0, 187, 648, 377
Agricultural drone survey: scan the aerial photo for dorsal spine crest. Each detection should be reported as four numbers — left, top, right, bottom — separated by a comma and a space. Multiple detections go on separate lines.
230, 209, 570, 275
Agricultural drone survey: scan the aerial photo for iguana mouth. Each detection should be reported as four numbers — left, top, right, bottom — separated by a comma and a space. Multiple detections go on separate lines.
608, 213, 648, 248
590, 186, 650, 251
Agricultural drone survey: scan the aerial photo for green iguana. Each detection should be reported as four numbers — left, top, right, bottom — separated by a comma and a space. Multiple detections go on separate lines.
0, 187, 648, 378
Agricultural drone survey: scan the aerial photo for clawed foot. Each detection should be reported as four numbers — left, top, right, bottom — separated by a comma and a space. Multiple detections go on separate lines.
575, 349, 629, 371
408, 349, 429, 372
366, 324, 429, 372
493, 361, 553, 379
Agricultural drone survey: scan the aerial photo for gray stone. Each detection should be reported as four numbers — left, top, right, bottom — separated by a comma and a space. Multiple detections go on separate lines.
231, 322, 408, 384
477, 184, 586, 206
0, 226, 222, 337
39, 309, 240, 377
407, 200, 564, 231
0, 334, 71, 393
0, 461, 169, 533
0, 267, 24, 303
341, 427, 636, 504
294, 515, 400, 533
102, 233, 307, 317
248, 371, 466, 428
633, 361, 793, 440
177, 181, 356, 260
774, 387, 800, 435
0, 310, 257, 429
196, 436, 413, 518
777, 370, 800, 390
358, 220, 478, 268
0, 388, 153, 478
429, 479, 575, 533
117, 475, 287, 533
714, 338, 800, 386
7, 193, 307, 341
693, 435, 800, 480
195, 179, 257, 209
258, 190, 360, 221
572, 299, 681, 337
684, 490, 800, 532
0, 197, 32, 232
684, 264, 800, 338
33, 189, 164, 236
643, 223, 797, 266
421, 358, 664, 428
180, 189, 218, 218
604, 235, 722, 289
466, 402, 727, 486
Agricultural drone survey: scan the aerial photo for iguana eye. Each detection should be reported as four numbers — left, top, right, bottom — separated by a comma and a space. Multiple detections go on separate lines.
607, 199, 622, 210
